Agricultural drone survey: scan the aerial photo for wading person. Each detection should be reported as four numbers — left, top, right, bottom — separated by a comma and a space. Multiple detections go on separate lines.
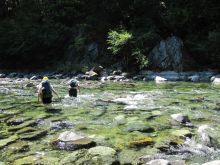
67, 79, 80, 97
37, 76, 59, 104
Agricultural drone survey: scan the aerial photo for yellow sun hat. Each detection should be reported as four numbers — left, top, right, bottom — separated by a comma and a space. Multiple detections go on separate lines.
42, 76, 49, 81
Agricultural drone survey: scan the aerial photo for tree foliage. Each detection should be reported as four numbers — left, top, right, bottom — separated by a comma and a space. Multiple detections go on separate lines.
0, 0, 219, 70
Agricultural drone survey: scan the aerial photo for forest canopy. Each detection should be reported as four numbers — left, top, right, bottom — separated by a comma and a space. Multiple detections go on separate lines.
0, 0, 219, 71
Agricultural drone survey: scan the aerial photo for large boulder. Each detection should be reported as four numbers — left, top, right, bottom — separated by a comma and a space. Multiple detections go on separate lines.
149, 36, 183, 71
52, 131, 96, 151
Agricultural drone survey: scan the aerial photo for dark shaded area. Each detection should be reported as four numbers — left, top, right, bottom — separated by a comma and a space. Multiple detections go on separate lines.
0, 0, 219, 70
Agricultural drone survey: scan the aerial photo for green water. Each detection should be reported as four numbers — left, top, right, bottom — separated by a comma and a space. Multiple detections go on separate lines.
1, 79, 220, 164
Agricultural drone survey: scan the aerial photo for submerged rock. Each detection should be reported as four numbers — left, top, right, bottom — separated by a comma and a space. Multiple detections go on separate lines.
6, 117, 30, 126
19, 130, 48, 140
170, 114, 192, 127
126, 122, 155, 133
60, 146, 118, 165
171, 129, 193, 138
129, 137, 154, 147
0, 135, 18, 148
114, 115, 126, 125
6, 141, 29, 153
8, 120, 37, 132
52, 131, 96, 151
13, 155, 59, 165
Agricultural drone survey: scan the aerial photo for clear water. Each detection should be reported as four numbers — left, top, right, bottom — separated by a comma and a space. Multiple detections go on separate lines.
1, 79, 220, 164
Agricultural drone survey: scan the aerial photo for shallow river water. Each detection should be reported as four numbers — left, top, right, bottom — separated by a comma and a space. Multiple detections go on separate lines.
0, 78, 220, 164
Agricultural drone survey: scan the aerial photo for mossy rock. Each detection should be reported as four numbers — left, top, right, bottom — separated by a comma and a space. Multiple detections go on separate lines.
6, 117, 31, 126
16, 127, 38, 134
171, 129, 193, 138
13, 155, 59, 165
6, 141, 29, 154
129, 137, 154, 147
8, 120, 37, 132
0, 130, 10, 139
125, 122, 155, 133
19, 130, 48, 140
0, 135, 18, 148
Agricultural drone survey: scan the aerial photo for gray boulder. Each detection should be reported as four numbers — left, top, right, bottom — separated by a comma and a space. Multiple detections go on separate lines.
52, 131, 96, 150
202, 160, 220, 165
149, 36, 183, 71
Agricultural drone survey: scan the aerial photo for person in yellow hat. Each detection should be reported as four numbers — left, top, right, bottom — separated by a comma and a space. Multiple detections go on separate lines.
37, 76, 59, 104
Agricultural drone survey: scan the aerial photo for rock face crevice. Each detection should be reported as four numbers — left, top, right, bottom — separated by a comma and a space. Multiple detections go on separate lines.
149, 35, 183, 71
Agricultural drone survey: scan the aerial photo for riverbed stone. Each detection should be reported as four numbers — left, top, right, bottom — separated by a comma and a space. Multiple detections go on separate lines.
6, 141, 29, 153
6, 117, 30, 126
126, 122, 155, 133
202, 160, 220, 165
19, 129, 48, 140
171, 129, 192, 138
170, 114, 192, 127
13, 155, 59, 165
8, 120, 37, 132
87, 146, 117, 165
155, 76, 167, 83
146, 159, 170, 165
0, 135, 18, 148
53, 131, 96, 150
114, 115, 126, 125
129, 137, 154, 147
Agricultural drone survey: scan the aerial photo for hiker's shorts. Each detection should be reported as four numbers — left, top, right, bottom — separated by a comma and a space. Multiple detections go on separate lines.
42, 97, 52, 104
69, 88, 77, 97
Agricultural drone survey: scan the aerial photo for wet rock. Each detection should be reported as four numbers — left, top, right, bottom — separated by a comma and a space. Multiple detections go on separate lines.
146, 159, 171, 165
13, 155, 59, 165
50, 121, 73, 130
52, 131, 96, 150
60, 149, 88, 165
0, 135, 18, 148
87, 146, 118, 165
30, 76, 38, 80
91, 65, 104, 75
211, 75, 220, 84
197, 125, 215, 147
188, 74, 199, 82
202, 160, 220, 165
0, 130, 10, 139
129, 137, 154, 147
114, 115, 126, 125
171, 129, 192, 138
8, 120, 37, 132
6, 141, 29, 153
158, 71, 180, 81
155, 76, 167, 83
6, 117, 30, 126
7, 72, 17, 78
113, 70, 122, 75
85, 71, 98, 80
126, 122, 155, 133
170, 114, 192, 127
60, 147, 118, 165
19, 130, 48, 140
16, 127, 38, 134
0, 73, 6, 78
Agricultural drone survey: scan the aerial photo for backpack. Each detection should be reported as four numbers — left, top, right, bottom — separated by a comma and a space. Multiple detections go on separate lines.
41, 80, 52, 98
69, 79, 78, 88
